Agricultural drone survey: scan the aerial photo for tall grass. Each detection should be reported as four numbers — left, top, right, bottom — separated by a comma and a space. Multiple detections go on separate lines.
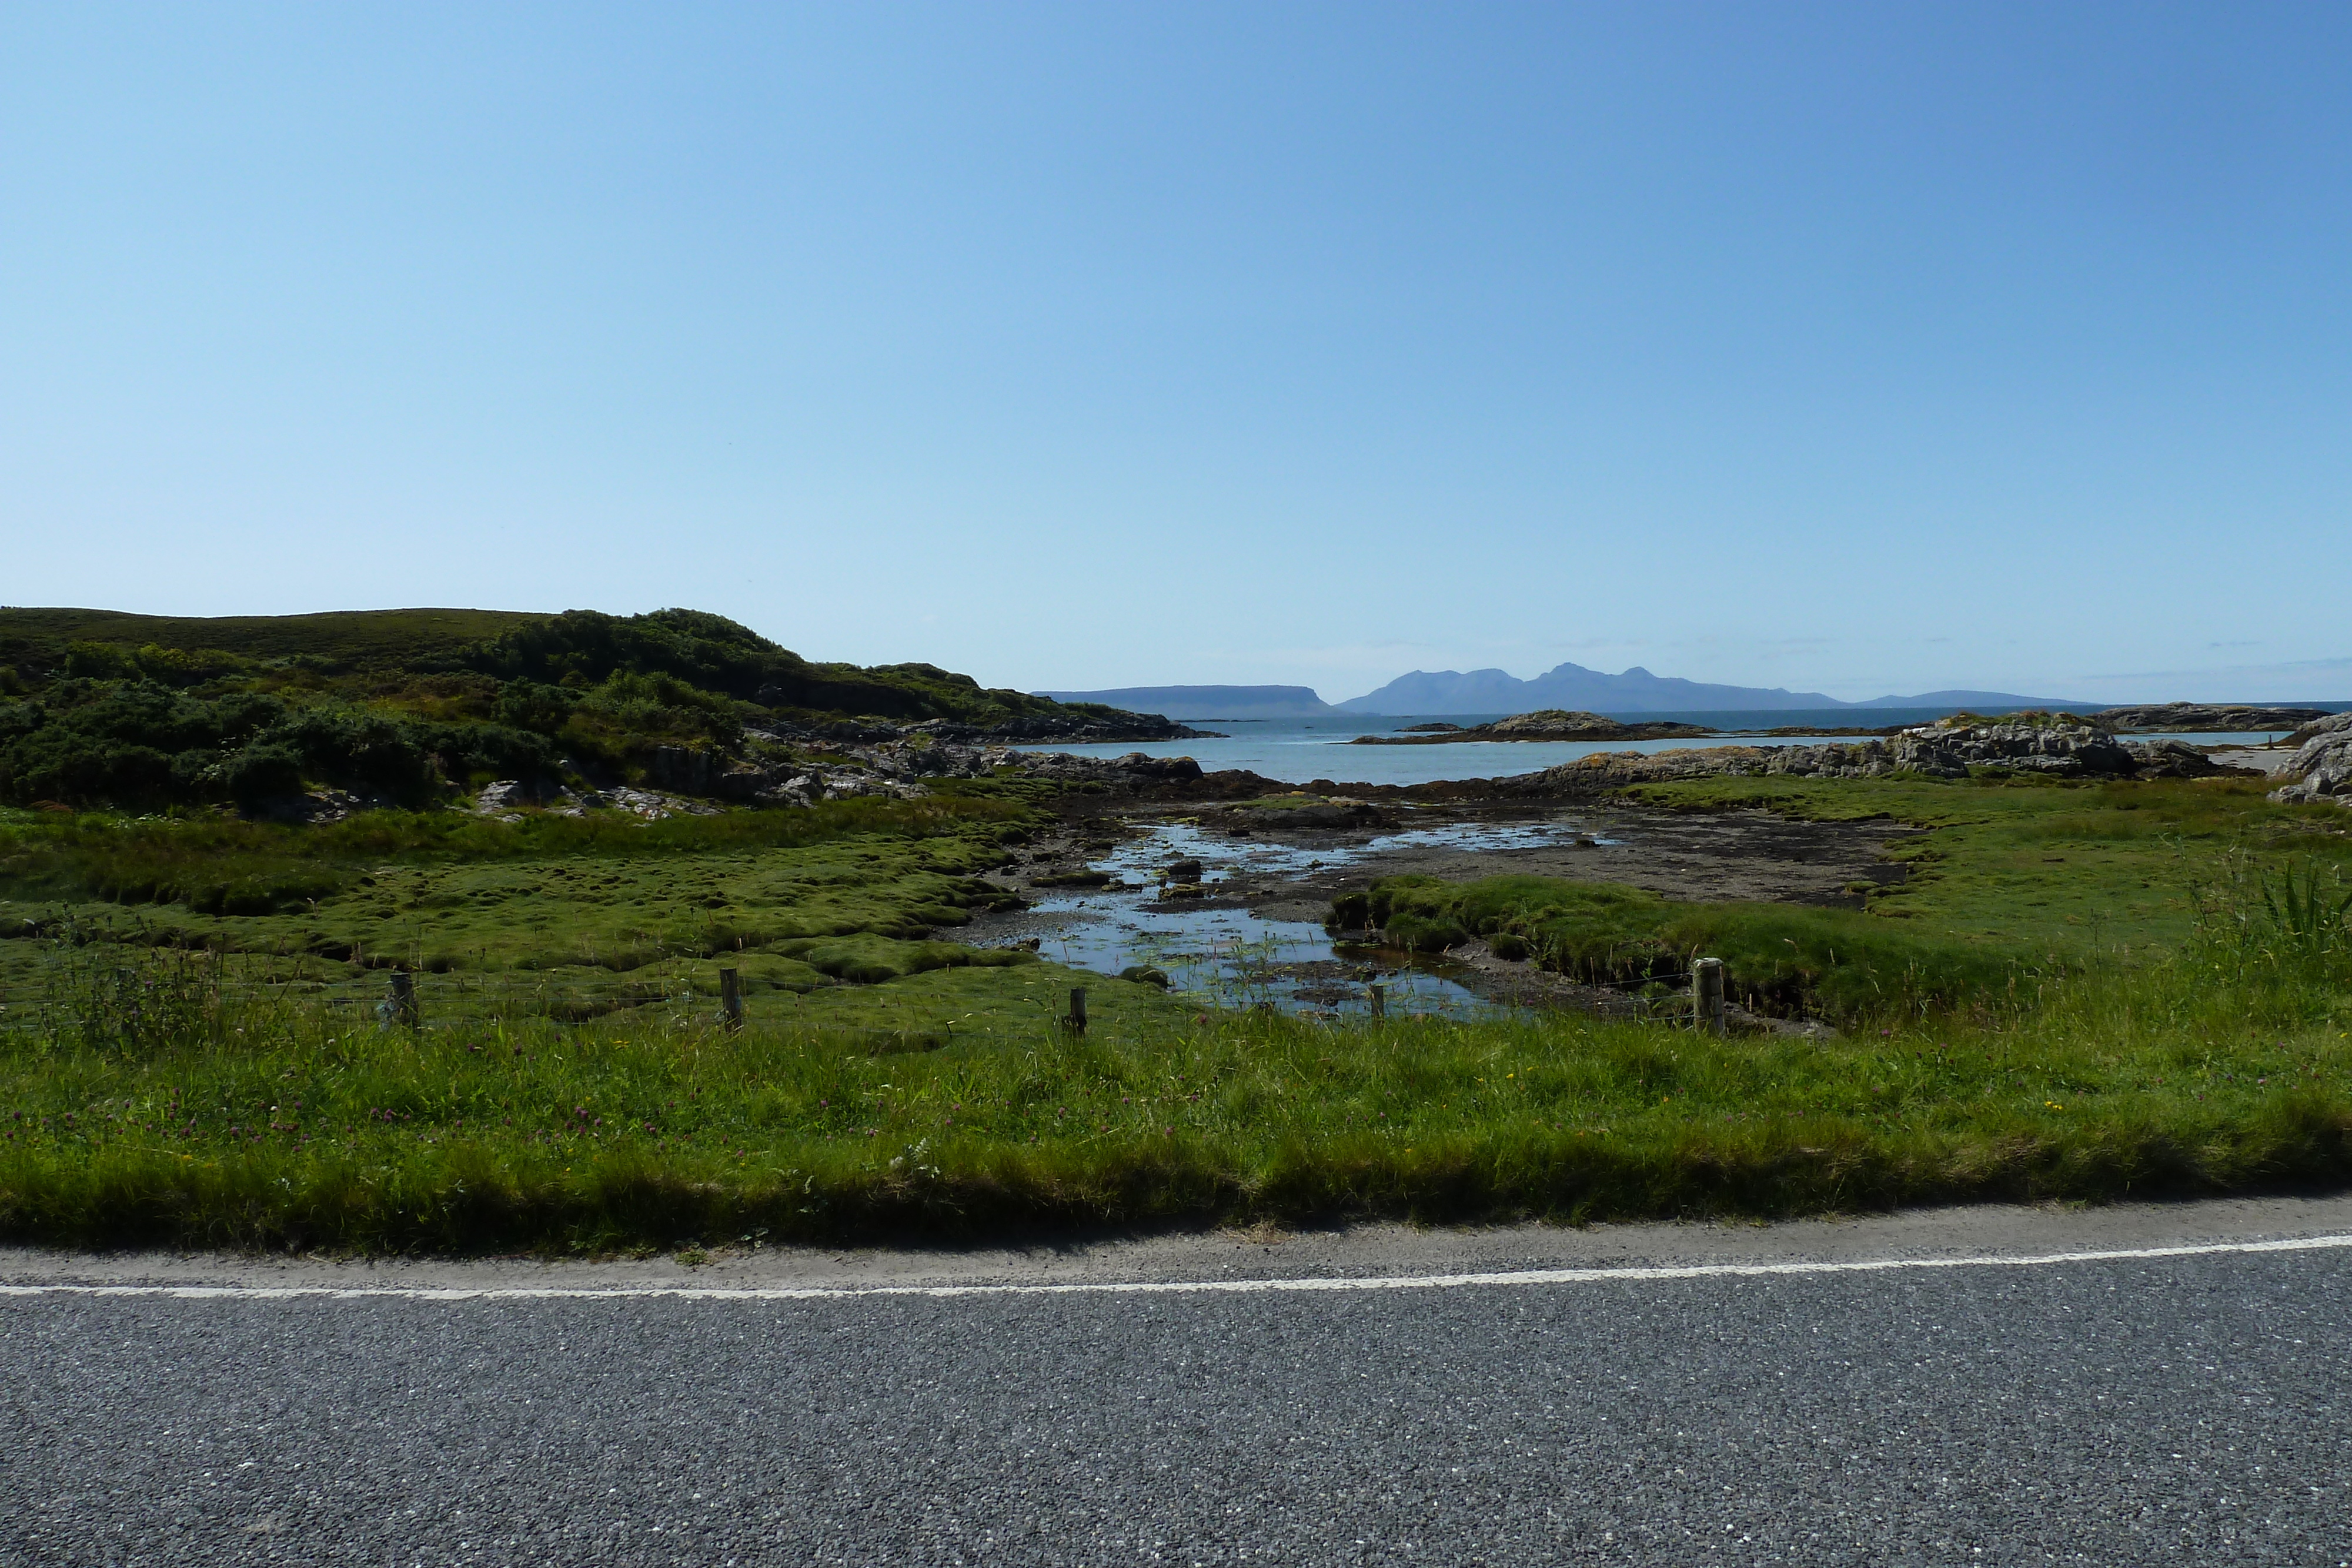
1, 860, 2345, 1253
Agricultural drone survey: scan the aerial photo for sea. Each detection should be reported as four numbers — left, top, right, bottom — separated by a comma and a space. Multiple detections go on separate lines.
1011, 708, 2319, 789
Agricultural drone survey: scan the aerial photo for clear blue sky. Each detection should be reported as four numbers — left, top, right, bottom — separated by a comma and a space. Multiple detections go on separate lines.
4, 3, 2347, 703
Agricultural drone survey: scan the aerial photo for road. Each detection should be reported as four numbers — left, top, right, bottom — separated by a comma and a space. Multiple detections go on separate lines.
5, 1200, 2351, 1566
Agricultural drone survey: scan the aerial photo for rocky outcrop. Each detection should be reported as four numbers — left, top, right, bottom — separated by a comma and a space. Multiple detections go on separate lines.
937, 713, 1214, 744
2093, 704, 2329, 733
1351, 709, 1713, 745
2269, 711, 2352, 807
1008, 751, 1207, 788
1893, 717, 2140, 776
2129, 740, 2223, 779
1211, 795, 1395, 830
2283, 710, 2352, 751
1495, 716, 2210, 794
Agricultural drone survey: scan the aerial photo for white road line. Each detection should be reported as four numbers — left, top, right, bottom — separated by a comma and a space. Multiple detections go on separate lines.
2, 1232, 2350, 1303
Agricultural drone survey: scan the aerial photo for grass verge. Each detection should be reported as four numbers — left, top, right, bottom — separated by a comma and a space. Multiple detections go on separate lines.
1, 927, 2346, 1253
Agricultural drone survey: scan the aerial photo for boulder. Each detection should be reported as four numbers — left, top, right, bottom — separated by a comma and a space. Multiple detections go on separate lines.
2271, 726, 2352, 806
2126, 740, 2219, 778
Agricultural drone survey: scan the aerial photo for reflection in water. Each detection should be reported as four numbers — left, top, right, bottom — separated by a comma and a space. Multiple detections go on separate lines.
1014, 817, 1613, 1019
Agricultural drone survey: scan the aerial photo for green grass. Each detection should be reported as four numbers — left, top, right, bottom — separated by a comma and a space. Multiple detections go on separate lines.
0, 930, 2344, 1252
2, 768, 2348, 1253
0, 794, 1028, 915
1332, 874, 2029, 1021
1325, 777, 2352, 1024
1623, 774, 2352, 951
0, 815, 1033, 1021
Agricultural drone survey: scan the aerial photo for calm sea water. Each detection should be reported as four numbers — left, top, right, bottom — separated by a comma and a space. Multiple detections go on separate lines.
1013, 711, 2308, 788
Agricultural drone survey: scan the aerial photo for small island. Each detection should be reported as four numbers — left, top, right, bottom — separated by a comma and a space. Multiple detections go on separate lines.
1348, 708, 1716, 744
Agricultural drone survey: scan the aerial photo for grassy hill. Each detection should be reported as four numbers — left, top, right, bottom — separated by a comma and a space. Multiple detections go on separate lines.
0, 606, 1160, 811
0, 607, 542, 673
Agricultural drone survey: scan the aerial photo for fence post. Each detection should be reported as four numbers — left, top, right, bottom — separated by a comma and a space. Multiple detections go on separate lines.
387, 969, 419, 1030
719, 967, 743, 1031
1066, 987, 1089, 1035
1367, 982, 1385, 1019
1692, 957, 1725, 1035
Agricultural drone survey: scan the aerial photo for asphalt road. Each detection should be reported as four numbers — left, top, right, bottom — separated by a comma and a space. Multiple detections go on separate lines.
6, 1212, 2352, 1565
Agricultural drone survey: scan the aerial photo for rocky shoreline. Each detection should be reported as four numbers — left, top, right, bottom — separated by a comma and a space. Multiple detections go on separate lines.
2090, 703, 2330, 733
454, 707, 2352, 824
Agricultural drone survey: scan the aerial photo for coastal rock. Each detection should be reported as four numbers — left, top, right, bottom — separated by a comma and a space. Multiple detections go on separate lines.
2125, 740, 2220, 779
1352, 709, 1713, 745
2270, 725, 2352, 806
914, 713, 1214, 744
1010, 751, 1206, 788
1890, 716, 2137, 777
1496, 714, 2194, 794
473, 778, 574, 815
2093, 703, 2329, 733
1220, 795, 1394, 830
2284, 710, 2352, 754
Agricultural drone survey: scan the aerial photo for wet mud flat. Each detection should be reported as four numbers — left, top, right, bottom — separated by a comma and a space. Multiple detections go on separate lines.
957, 790, 1917, 1022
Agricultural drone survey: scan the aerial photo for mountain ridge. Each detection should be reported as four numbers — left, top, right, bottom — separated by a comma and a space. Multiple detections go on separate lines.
1329, 661, 2076, 714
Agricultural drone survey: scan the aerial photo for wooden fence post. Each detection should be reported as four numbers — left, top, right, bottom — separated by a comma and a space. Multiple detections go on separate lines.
1066, 987, 1089, 1035
1368, 982, 1386, 1019
387, 969, 419, 1030
1693, 957, 1725, 1035
719, 967, 743, 1031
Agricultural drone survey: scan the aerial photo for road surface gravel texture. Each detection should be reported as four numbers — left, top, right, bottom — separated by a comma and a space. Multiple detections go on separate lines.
5, 1202, 2351, 1566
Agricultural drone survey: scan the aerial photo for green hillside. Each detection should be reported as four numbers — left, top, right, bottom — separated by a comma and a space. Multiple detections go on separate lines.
0, 606, 1154, 811
0, 607, 542, 672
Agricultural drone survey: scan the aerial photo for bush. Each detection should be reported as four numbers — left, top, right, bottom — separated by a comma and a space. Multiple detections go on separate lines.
220, 743, 305, 808
0, 667, 588, 811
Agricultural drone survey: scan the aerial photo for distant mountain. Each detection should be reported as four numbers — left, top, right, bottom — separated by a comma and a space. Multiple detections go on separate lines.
1852, 688, 2092, 710
1336, 664, 2092, 716
1048, 667, 2093, 721
1335, 663, 1843, 715
1038, 684, 1336, 720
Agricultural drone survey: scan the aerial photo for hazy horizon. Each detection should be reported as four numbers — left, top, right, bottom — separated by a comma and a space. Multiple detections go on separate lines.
5, 5, 2347, 704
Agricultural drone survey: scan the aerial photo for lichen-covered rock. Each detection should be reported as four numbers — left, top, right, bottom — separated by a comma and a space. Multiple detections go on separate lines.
1895, 717, 2137, 776
2094, 703, 2329, 731
2283, 710, 2352, 750
2270, 727, 2352, 806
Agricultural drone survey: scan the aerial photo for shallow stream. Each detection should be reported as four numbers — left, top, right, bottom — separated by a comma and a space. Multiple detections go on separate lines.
1016, 815, 1614, 1018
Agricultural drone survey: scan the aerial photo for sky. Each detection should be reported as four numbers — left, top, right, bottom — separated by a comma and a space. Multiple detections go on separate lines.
3, 3, 2348, 705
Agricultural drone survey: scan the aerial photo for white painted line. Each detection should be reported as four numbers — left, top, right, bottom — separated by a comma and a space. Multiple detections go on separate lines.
2, 1232, 2350, 1303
